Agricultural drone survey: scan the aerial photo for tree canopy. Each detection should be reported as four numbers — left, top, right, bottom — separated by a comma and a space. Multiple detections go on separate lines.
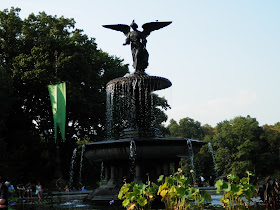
0, 7, 131, 183
165, 115, 280, 180
0, 7, 171, 185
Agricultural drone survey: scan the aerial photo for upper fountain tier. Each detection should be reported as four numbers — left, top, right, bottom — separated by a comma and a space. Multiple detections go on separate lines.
106, 72, 172, 91
106, 72, 172, 139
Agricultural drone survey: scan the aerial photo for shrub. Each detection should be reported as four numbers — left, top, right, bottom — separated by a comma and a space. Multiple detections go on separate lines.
215, 171, 257, 209
157, 168, 211, 209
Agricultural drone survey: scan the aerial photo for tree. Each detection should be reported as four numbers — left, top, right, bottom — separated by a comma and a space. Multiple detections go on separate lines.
258, 124, 280, 176
0, 7, 170, 184
210, 116, 263, 176
0, 7, 129, 183
167, 117, 204, 139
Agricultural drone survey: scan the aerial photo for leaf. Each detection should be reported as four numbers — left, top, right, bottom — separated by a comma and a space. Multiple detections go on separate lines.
122, 198, 130, 207
118, 184, 130, 199
160, 189, 168, 198
201, 190, 212, 202
246, 171, 253, 176
223, 198, 230, 204
118, 190, 123, 199
138, 183, 146, 190
215, 179, 223, 193
157, 175, 164, 182
227, 174, 239, 183
133, 188, 141, 196
222, 182, 231, 192
177, 187, 186, 198
231, 184, 240, 193
240, 177, 248, 185
137, 197, 148, 207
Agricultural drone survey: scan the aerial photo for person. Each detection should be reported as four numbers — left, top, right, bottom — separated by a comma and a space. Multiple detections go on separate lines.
0, 176, 8, 209
209, 176, 214, 186
5, 181, 15, 198
199, 175, 205, 187
25, 182, 32, 199
35, 182, 42, 202
64, 185, 69, 192
17, 183, 25, 199
56, 177, 65, 192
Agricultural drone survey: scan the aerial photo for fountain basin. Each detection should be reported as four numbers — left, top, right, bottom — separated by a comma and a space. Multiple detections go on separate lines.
85, 138, 205, 162
107, 73, 172, 91
84, 138, 206, 201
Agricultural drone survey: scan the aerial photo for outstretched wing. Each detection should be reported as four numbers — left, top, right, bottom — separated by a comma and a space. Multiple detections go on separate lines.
102, 24, 130, 36
142, 21, 172, 37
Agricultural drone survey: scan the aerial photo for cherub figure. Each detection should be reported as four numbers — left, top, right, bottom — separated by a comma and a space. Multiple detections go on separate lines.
103, 20, 172, 73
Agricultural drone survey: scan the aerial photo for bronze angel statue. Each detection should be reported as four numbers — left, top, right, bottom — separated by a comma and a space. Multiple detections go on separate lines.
103, 20, 172, 73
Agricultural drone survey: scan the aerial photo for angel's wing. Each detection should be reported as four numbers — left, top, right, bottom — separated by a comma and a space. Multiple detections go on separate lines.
102, 24, 130, 36
142, 21, 172, 37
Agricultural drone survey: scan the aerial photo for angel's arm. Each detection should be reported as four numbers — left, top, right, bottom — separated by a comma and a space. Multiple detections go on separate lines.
123, 37, 130, 46
142, 34, 147, 47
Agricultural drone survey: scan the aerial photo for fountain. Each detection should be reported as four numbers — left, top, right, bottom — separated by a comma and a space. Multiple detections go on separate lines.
69, 148, 77, 189
78, 144, 86, 186
84, 20, 206, 202
208, 142, 219, 177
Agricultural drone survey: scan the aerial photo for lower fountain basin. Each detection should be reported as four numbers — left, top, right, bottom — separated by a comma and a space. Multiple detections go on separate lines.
84, 138, 205, 162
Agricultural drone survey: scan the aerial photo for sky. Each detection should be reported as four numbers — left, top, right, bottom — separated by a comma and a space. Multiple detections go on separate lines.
1, 0, 280, 127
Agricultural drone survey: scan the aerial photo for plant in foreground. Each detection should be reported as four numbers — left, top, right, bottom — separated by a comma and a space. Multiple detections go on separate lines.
215, 171, 257, 209
157, 168, 211, 210
118, 178, 158, 210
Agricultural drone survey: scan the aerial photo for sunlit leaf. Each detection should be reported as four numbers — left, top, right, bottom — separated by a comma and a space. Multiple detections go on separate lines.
122, 199, 130, 207
222, 182, 231, 192
137, 197, 147, 207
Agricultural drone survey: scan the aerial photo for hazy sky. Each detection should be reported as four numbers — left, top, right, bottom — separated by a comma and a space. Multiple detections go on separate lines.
2, 0, 280, 126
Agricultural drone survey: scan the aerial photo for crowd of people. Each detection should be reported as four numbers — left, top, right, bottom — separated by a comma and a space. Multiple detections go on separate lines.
0, 176, 44, 208
0, 176, 89, 208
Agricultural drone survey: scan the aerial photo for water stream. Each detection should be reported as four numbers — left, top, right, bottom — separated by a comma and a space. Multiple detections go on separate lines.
187, 139, 196, 183
69, 148, 77, 189
208, 142, 219, 177
78, 144, 86, 186
100, 161, 104, 180
129, 140, 137, 180
105, 77, 157, 139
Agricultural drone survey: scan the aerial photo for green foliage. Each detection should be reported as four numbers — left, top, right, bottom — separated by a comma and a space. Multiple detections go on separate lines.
166, 115, 280, 183
118, 180, 158, 210
0, 7, 172, 184
152, 94, 170, 130
215, 171, 257, 209
118, 169, 212, 210
0, 7, 129, 183
209, 116, 264, 176
167, 117, 205, 139
157, 168, 211, 209
76, 137, 92, 149
193, 144, 216, 179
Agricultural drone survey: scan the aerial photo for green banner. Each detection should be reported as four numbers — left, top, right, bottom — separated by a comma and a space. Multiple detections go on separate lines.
48, 83, 66, 142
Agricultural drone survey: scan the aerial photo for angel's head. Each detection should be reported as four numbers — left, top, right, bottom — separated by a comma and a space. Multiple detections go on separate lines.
130, 20, 138, 30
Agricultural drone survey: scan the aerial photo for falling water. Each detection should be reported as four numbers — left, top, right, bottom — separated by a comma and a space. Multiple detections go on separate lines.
129, 140, 137, 180
69, 148, 77, 189
106, 85, 114, 139
187, 139, 196, 183
105, 76, 162, 139
100, 161, 104, 180
78, 144, 86, 186
208, 142, 218, 177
